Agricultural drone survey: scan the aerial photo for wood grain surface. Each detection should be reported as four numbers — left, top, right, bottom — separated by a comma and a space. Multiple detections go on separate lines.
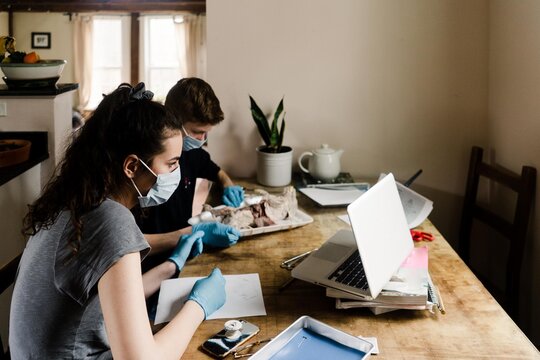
174, 181, 540, 359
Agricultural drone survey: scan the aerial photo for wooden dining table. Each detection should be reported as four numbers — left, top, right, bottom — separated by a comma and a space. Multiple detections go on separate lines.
176, 180, 540, 359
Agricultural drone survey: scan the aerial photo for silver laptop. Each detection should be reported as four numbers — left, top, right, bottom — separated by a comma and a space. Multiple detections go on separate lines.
292, 173, 413, 300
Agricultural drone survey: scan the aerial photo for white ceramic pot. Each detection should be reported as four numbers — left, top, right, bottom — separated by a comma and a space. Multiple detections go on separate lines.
256, 146, 293, 187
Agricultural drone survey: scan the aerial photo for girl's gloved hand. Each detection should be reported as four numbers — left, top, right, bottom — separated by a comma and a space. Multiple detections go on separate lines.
187, 268, 226, 319
168, 231, 204, 272
192, 222, 241, 248
222, 185, 244, 208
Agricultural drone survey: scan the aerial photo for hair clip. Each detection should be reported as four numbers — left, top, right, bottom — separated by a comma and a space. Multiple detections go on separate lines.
129, 82, 154, 101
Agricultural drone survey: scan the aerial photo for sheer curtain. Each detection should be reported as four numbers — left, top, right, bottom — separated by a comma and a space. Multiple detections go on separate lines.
175, 14, 207, 79
72, 14, 93, 111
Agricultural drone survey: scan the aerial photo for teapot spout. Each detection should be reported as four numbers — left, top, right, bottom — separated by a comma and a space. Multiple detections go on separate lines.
336, 149, 344, 158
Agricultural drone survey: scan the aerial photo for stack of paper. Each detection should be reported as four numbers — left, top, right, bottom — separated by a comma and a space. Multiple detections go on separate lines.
326, 247, 433, 314
379, 173, 433, 229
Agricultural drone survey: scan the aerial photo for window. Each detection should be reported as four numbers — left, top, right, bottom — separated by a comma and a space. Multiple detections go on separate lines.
87, 16, 130, 109
141, 15, 184, 102
85, 14, 185, 109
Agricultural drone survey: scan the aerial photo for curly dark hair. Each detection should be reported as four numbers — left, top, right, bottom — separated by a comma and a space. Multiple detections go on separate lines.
22, 83, 181, 255
165, 77, 224, 125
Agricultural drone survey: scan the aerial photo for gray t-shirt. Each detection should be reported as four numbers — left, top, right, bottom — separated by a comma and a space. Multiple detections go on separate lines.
9, 199, 150, 359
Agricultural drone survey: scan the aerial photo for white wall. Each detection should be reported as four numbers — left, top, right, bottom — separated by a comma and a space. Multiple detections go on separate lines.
207, 0, 488, 240
489, 0, 540, 347
207, 0, 488, 191
0, 93, 75, 183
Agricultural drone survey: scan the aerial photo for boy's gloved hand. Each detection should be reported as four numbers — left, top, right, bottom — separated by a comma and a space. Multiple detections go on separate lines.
192, 222, 241, 248
187, 268, 226, 319
222, 185, 244, 208
168, 231, 204, 273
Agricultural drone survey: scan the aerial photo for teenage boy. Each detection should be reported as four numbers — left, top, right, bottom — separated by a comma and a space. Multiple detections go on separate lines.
137, 78, 244, 261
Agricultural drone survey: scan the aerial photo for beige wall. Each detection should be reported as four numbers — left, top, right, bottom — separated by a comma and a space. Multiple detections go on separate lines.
207, 1, 489, 191
489, 0, 540, 347
2, 12, 74, 84
0, 13, 7, 35
206, 0, 488, 241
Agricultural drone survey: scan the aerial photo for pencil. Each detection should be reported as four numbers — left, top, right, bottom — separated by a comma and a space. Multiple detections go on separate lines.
403, 169, 423, 187
435, 285, 446, 314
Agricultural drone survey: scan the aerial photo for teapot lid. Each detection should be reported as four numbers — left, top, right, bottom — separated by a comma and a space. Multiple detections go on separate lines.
314, 143, 338, 155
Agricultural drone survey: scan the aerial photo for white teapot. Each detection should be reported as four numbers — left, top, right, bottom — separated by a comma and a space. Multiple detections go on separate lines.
298, 144, 344, 181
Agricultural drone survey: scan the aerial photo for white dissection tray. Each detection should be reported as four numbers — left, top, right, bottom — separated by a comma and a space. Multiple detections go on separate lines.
250, 316, 373, 359
238, 209, 313, 237
188, 207, 313, 237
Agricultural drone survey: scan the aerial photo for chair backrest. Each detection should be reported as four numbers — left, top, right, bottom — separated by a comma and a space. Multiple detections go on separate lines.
0, 254, 21, 360
458, 146, 536, 318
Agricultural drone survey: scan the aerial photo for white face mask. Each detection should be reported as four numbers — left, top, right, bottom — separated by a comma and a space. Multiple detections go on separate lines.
130, 159, 181, 208
182, 125, 207, 151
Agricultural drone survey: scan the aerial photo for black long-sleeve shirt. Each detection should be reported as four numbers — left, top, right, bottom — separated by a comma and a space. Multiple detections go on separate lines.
135, 147, 220, 233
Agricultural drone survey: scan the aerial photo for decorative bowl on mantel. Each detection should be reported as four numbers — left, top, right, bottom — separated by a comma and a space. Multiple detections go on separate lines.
0, 139, 32, 168
0, 59, 66, 89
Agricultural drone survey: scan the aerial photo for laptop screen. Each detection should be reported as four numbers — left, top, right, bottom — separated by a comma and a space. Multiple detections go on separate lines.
347, 173, 414, 298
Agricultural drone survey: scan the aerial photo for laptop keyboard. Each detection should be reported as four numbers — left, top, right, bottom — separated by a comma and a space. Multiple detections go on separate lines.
328, 250, 369, 290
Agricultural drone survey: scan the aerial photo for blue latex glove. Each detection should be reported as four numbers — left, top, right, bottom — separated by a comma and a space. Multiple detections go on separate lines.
168, 231, 204, 272
187, 268, 226, 319
189, 234, 204, 259
192, 222, 241, 248
222, 185, 244, 208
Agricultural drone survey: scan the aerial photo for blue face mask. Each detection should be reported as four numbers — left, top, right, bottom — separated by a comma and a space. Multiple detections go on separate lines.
130, 159, 181, 208
182, 125, 208, 151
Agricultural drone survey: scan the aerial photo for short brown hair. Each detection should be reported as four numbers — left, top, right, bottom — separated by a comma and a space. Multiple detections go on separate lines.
165, 77, 224, 125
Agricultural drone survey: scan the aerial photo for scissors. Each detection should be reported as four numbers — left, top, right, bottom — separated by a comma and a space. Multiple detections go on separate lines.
410, 230, 434, 242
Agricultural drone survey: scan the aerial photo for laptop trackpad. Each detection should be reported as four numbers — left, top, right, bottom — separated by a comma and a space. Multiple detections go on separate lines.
312, 243, 351, 263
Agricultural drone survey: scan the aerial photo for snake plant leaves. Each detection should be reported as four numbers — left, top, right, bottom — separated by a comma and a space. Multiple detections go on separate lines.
249, 95, 286, 153
250, 95, 271, 146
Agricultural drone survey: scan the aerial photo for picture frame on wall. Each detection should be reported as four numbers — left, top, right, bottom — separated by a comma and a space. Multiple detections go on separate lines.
31, 32, 51, 49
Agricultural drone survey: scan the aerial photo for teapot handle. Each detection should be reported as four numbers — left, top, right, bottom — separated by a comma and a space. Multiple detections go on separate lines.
298, 152, 313, 174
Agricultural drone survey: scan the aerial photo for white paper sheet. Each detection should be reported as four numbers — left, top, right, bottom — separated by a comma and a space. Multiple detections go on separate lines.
379, 173, 433, 229
298, 187, 366, 206
337, 175, 433, 229
154, 273, 266, 324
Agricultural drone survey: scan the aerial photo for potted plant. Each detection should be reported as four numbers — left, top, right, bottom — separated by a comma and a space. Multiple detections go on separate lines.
250, 95, 293, 187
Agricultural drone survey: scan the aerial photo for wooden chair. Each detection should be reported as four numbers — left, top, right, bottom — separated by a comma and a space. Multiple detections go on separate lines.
0, 254, 21, 360
458, 146, 536, 319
